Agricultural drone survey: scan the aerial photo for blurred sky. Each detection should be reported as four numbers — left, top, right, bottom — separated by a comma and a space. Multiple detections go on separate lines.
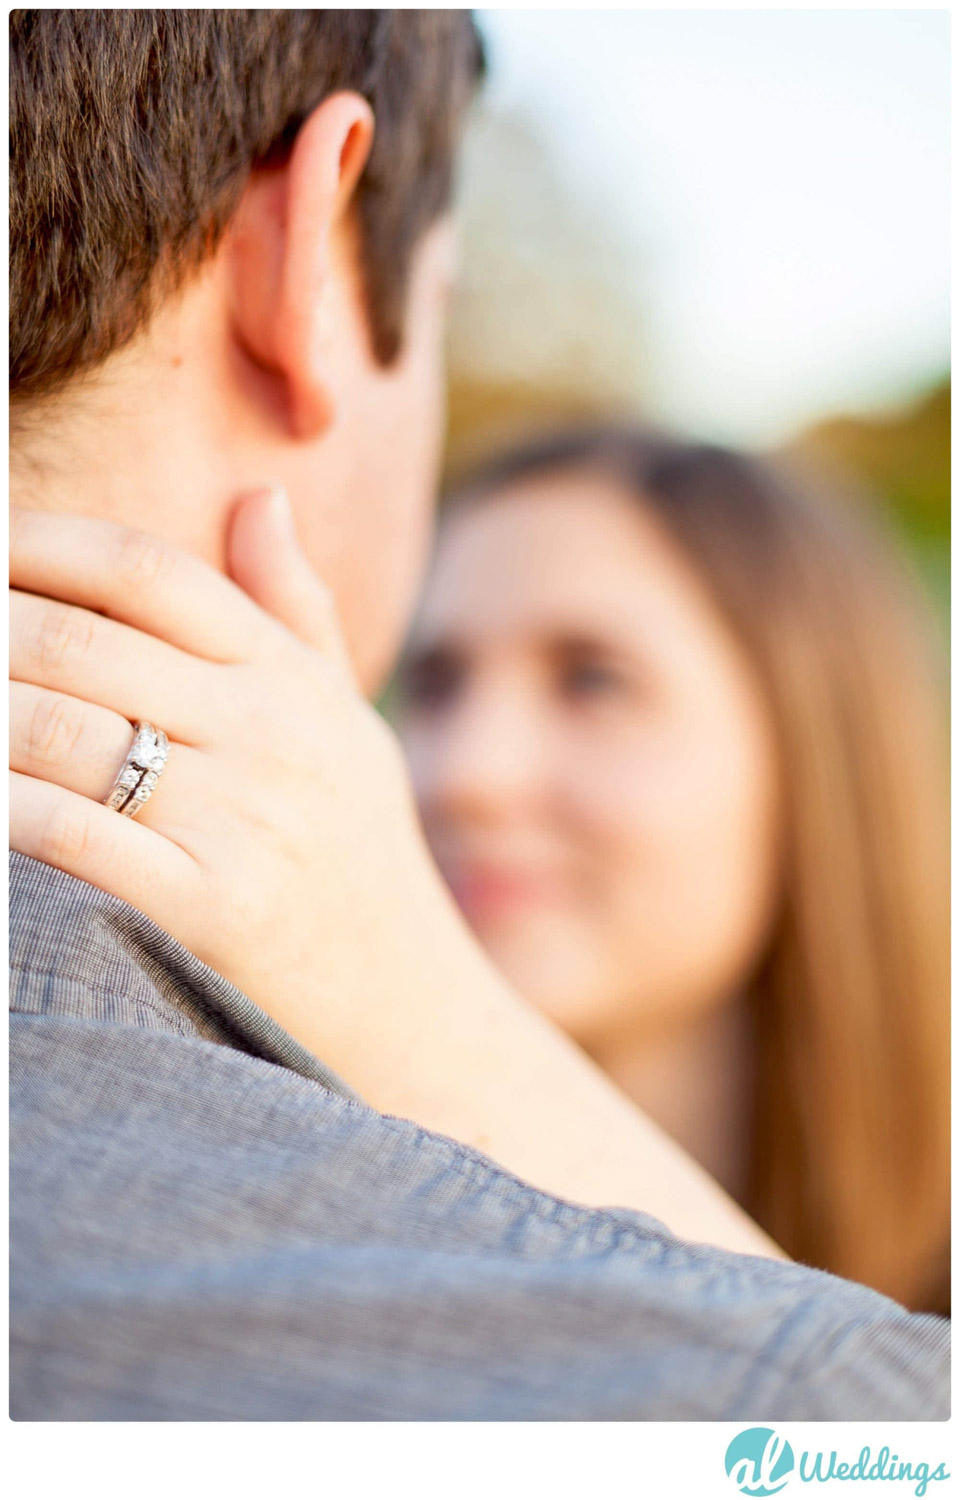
475, 8, 949, 445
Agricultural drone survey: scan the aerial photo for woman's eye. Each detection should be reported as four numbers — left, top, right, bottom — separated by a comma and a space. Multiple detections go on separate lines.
399, 653, 464, 710
559, 661, 626, 701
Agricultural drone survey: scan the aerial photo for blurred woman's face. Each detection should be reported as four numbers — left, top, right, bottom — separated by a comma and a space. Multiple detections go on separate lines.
397, 469, 782, 1047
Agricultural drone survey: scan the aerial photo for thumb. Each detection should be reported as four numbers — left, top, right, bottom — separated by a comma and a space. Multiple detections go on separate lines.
226, 486, 354, 676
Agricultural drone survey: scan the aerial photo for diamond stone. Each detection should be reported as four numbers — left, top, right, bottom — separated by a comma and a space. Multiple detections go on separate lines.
104, 721, 169, 816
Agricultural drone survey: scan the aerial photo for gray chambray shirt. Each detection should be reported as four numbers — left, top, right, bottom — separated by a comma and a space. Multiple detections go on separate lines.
9, 851, 949, 1421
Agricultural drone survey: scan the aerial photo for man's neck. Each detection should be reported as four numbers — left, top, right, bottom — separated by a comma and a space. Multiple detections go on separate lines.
10, 272, 241, 567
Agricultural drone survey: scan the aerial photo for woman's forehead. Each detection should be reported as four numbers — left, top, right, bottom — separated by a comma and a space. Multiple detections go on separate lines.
418, 471, 722, 647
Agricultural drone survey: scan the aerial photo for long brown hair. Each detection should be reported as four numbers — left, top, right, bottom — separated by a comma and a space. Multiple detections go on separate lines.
450, 427, 950, 1313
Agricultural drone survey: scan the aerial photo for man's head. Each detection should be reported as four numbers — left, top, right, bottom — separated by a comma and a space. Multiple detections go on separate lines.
10, 10, 483, 689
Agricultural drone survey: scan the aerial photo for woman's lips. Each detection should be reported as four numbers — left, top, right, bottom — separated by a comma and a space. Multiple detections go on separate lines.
444, 865, 564, 921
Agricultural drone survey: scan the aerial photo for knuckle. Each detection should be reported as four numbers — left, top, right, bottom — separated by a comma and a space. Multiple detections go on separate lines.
114, 526, 175, 592
40, 800, 91, 869
9, 507, 30, 550
37, 602, 96, 672
26, 693, 85, 768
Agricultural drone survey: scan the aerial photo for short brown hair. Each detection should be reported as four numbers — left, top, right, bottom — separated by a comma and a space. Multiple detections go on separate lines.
10, 10, 483, 403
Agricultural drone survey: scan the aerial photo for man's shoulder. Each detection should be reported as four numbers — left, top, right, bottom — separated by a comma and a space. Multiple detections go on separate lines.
10, 996, 950, 1421
9, 858, 950, 1423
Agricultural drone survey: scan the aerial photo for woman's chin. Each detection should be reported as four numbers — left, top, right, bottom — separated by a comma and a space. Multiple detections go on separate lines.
476, 936, 607, 1038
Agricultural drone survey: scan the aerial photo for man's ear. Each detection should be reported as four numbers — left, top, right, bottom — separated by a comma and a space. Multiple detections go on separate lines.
226, 92, 375, 439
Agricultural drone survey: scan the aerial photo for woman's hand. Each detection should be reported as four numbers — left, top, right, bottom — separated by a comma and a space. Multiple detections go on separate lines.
10, 492, 440, 1045
9, 495, 784, 1259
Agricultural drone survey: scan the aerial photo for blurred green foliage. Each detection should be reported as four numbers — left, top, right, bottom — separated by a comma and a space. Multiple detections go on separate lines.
790, 377, 950, 619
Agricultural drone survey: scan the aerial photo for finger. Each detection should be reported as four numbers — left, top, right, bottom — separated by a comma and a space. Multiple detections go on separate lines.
10, 590, 225, 745
226, 487, 355, 678
8, 682, 204, 837
10, 681, 136, 800
10, 506, 289, 665
10, 770, 197, 921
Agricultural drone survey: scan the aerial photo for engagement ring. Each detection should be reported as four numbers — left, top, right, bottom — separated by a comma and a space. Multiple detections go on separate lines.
104, 720, 170, 818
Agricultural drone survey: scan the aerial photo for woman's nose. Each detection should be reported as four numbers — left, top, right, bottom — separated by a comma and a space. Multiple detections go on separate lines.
411, 685, 546, 825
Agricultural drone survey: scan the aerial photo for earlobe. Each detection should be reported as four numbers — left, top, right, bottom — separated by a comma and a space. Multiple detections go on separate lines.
225, 92, 375, 440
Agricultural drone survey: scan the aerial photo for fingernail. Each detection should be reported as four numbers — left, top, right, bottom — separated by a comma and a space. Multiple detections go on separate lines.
266, 485, 295, 543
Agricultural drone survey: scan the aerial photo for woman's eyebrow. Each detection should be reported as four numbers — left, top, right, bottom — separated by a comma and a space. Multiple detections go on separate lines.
536, 621, 650, 661
544, 628, 622, 654
405, 608, 654, 659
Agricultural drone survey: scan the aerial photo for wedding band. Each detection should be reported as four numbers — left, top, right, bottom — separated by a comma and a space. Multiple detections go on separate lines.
104, 721, 170, 818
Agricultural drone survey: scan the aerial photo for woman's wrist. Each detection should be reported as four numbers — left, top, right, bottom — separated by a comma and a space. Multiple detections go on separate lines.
265, 848, 784, 1261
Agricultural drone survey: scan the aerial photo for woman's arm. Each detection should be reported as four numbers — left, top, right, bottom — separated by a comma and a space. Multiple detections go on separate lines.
9, 497, 782, 1260
326, 853, 782, 1257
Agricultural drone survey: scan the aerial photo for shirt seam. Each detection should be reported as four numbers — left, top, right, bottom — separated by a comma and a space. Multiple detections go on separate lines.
10, 959, 353, 1096
10, 960, 197, 1038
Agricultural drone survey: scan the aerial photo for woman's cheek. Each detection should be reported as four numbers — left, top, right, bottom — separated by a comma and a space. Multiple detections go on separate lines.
605, 728, 778, 1019
561, 733, 696, 983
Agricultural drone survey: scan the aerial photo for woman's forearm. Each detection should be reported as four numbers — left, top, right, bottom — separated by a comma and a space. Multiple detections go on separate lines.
274, 859, 784, 1262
